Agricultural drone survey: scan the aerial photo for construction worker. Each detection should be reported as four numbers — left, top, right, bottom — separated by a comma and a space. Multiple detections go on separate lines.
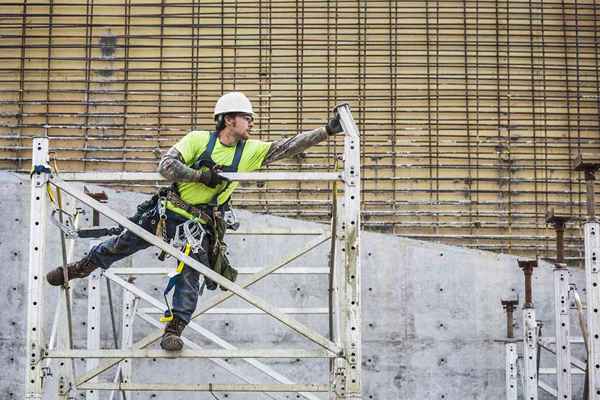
46, 92, 344, 351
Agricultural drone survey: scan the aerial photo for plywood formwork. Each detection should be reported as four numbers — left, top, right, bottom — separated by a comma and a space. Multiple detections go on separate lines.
1, 0, 599, 261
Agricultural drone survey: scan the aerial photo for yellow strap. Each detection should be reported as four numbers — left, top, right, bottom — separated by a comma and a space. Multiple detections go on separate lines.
176, 242, 192, 273
160, 243, 192, 324
159, 314, 173, 323
46, 185, 56, 205
44, 158, 61, 206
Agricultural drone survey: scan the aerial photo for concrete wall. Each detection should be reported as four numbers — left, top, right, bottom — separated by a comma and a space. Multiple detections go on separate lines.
0, 171, 588, 399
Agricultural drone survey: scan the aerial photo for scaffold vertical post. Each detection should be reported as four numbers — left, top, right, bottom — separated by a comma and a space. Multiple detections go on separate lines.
501, 297, 518, 399
547, 211, 572, 399
523, 308, 538, 400
332, 195, 346, 399
575, 156, 600, 399
335, 103, 361, 399
506, 343, 518, 400
86, 270, 102, 400
585, 221, 600, 399
25, 138, 50, 400
121, 286, 136, 388
554, 266, 571, 399
55, 195, 78, 399
519, 260, 538, 400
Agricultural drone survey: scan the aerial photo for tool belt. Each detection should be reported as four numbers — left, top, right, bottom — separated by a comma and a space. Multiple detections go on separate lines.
164, 190, 215, 222
154, 187, 238, 292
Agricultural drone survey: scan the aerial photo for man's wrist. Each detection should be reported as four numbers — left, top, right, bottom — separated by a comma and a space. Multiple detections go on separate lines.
323, 125, 336, 136
194, 170, 208, 183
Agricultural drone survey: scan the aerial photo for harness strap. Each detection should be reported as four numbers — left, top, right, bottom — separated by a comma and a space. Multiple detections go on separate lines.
192, 131, 246, 173
188, 131, 246, 206
166, 191, 215, 222
224, 136, 246, 173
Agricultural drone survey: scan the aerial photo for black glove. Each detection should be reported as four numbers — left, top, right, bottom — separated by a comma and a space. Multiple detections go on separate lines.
199, 165, 229, 188
325, 113, 343, 135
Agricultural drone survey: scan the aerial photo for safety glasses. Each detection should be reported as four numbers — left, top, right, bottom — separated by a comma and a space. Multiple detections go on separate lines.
236, 113, 254, 123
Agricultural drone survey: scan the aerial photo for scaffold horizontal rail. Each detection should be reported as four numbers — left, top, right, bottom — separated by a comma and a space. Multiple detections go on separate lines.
109, 267, 330, 275
77, 383, 330, 392
137, 306, 329, 315
56, 171, 344, 182
47, 349, 336, 359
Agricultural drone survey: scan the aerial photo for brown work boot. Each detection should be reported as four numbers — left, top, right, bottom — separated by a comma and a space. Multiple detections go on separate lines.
46, 257, 99, 286
160, 316, 187, 351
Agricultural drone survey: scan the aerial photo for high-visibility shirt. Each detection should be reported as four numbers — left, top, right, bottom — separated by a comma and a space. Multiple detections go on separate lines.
166, 130, 271, 220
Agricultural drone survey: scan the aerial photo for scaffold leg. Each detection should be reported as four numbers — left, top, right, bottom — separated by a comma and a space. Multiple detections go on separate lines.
505, 343, 518, 400
121, 289, 136, 389
331, 104, 361, 399
523, 307, 538, 400
25, 138, 50, 400
585, 221, 600, 398
86, 271, 102, 400
554, 265, 572, 399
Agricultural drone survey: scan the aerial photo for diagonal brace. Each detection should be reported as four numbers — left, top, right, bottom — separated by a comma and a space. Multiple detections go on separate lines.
76, 234, 331, 386
50, 176, 340, 355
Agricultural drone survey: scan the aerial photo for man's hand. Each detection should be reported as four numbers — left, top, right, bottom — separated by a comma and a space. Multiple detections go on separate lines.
325, 112, 344, 135
198, 165, 229, 188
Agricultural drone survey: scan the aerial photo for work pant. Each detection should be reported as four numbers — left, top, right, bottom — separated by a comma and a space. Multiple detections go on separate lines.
86, 206, 210, 324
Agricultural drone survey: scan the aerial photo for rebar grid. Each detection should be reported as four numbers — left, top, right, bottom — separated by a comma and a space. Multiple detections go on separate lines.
1, 0, 599, 261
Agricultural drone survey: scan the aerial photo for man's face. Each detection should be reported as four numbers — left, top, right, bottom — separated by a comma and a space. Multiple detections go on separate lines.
227, 113, 254, 140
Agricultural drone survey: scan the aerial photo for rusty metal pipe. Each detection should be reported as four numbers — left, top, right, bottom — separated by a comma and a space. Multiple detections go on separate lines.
501, 299, 518, 338
518, 260, 537, 308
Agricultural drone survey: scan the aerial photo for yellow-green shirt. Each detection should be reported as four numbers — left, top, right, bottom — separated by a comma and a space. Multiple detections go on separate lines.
166, 130, 271, 219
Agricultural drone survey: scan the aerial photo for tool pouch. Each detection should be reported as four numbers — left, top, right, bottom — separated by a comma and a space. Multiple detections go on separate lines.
204, 216, 238, 291
129, 193, 159, 224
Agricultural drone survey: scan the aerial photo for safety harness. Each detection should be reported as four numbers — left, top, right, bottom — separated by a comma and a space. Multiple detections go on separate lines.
160, 131, 244, 322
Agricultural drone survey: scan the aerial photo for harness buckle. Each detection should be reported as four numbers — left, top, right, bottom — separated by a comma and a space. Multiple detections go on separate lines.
223, 207, 240, 231
157, 196, 167, 220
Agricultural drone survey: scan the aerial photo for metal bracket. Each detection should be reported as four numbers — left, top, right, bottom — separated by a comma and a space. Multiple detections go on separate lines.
333, 367, 347, 397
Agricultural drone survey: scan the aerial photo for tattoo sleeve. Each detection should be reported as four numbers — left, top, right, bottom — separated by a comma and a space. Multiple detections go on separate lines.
263, 126, 328, 165
158, 147, 202, 182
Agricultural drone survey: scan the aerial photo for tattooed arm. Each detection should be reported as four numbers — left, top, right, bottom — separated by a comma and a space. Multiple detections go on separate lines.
159, 147, 227, 188
262, 126, 328, 166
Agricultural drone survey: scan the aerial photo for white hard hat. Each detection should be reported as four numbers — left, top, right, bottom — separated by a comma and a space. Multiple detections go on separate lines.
213, 92, 254, 119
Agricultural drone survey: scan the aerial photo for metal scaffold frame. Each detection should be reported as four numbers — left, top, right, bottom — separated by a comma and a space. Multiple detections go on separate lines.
500, 156, 600, 400
24, 104, 362, 399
